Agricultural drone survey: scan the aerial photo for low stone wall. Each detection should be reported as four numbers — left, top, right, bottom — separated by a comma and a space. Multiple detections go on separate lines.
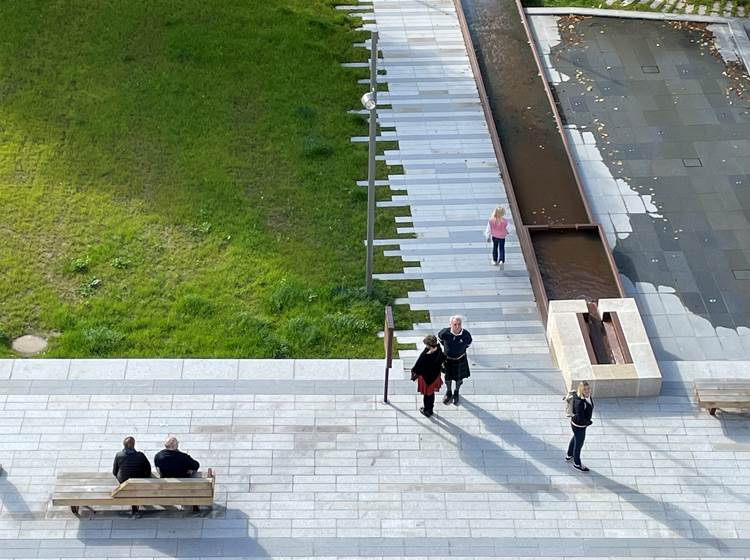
547, 298, 661, 397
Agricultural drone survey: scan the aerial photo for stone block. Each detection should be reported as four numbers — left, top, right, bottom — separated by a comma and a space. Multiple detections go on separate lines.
125, 359, 182, 379
69, 359, 126, 380
11, 359, 70, 380
547, 298, 661, 397
238, 360, 294, 380
182, 359, 239, 380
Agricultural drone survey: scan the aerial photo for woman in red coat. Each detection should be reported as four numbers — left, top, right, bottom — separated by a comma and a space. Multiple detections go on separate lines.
411, 335, 445, 417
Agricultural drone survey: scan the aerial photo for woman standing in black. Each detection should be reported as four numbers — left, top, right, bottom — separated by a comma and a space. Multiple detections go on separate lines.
411, 335, 444, 417
438, 315, 472, 406
566, 381, 594, 472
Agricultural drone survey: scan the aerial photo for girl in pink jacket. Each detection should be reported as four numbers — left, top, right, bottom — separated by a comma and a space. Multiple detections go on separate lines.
485, 206, 509, 265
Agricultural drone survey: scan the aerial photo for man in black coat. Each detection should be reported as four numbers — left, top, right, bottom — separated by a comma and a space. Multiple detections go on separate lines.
154, 436, 200, 478
112, 436, 151, 483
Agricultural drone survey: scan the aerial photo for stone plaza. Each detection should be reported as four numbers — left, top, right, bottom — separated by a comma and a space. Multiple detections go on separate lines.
4, 0, 750, 559
2, 358, 750, 559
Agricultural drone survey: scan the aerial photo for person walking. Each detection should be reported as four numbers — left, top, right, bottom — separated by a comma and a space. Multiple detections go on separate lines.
411, 335, 444, 417
566, 381, 594, 472
438, 315, 472, 406
484, 206, 509, 265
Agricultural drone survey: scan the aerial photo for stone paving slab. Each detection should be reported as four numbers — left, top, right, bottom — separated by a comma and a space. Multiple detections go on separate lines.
3, 365, 750, 559
0, 360, 404, 382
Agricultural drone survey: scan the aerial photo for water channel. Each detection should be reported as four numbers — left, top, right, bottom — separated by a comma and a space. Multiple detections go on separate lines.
458, 0, 622, 303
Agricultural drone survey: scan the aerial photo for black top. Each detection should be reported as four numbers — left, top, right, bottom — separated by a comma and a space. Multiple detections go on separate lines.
154, 449, 200, 478
411, 347, 445, 385
571, 396, 594, 427
112, 448, 151, 483
438, 328, 472, 358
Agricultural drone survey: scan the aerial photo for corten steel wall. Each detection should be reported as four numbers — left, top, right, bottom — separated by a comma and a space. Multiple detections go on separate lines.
452, 0, 625, 323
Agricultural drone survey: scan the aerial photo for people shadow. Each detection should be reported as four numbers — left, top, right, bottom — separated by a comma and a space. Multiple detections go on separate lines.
393, 400, 568, 503
460, 398, 724, 548
74, 505, 270, 558
0, 467, 35, 520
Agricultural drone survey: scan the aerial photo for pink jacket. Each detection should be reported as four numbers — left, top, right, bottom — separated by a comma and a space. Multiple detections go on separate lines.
486, 218, 508, 239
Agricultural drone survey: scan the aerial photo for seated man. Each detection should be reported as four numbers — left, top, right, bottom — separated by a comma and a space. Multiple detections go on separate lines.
112, 436, 151, 483
154, 436, 200, 478
112, 436, 151, 516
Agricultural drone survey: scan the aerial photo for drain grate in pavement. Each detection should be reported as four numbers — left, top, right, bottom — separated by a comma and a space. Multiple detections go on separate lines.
683, 158, 703, 167
734, 270, 750, 280
642, 65, 660, 73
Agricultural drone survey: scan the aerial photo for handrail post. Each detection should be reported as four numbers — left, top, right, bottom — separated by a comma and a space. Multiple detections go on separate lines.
383, 305, 394, 403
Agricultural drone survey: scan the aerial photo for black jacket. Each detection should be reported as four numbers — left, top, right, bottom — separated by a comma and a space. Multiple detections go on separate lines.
154, 449, 200, 478
411, 347, 445, 385
437, 328, 472, 358
112, 448, 151, 483
571, 396, 594, 427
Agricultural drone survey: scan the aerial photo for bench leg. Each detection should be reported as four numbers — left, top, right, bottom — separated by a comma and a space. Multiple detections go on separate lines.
192, 506, 200, 513
710, 408, 717, 416
70, 506, 79, 515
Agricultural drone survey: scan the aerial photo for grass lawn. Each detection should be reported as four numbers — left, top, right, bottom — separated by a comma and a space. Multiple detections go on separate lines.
0, 0, 416, 358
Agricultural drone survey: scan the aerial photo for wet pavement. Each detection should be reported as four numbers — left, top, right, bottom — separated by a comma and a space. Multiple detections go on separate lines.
532, 15, 750, 362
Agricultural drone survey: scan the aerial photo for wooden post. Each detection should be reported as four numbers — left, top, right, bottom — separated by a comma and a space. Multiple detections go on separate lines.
383, 306, 394, 403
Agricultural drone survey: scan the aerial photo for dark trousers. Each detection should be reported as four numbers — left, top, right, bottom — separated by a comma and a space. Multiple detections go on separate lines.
492, 237, 506, 263
567, 424, 587, 466
423, 393, 435, 413
445, 379, 462, 395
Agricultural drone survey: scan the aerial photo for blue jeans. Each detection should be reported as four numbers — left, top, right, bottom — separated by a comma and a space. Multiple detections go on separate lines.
492, 237, 506, 263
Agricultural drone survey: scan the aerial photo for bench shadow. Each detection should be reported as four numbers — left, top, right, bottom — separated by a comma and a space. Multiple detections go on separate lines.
719, 412, 750, 443
460, 399, 724, 548
74, 506, 271, 558
0, 467, 35, 520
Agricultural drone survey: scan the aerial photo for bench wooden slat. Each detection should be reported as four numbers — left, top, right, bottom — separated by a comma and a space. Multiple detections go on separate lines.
694, 379, 750, 415
51, 471, 215, 512
53, 496, 214, 506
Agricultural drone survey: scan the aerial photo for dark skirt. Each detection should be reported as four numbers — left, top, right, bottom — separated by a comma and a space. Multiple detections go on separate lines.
443, 355, 470, 381
417, 376, 443, 395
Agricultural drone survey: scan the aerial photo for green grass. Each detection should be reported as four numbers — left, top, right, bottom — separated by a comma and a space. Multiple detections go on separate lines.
0, 0, 419, 358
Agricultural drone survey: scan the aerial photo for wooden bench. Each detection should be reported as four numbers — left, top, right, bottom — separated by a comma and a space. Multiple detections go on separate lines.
694, 379, 750, 415
51, 470, 214, 515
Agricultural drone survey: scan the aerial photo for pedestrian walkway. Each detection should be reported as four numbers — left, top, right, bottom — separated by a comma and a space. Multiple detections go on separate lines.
1, 358, 750, 558
347, 0, 553, 371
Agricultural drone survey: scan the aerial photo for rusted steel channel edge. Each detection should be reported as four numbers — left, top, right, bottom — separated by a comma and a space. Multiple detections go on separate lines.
451, 0, 625, 324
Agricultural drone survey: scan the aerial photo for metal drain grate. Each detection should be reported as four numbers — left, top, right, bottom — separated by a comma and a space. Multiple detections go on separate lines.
682, 158, 703, 168
642, 65, 660, 74
734, 270, 750, 280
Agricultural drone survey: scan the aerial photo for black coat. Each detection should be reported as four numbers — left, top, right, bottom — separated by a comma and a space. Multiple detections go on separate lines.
411, 347, 444, 385
154, 449, 200, 478
572, 396, 594, 427
112, 449, 151, 483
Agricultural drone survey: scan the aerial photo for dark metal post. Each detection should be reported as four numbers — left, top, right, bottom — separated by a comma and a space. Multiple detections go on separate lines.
383, 305, 394, 403
365, 31, 379, 295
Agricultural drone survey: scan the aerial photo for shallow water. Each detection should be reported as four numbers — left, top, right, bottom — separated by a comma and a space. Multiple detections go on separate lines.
460, 0, 590, 225
531, 229, 622, 302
